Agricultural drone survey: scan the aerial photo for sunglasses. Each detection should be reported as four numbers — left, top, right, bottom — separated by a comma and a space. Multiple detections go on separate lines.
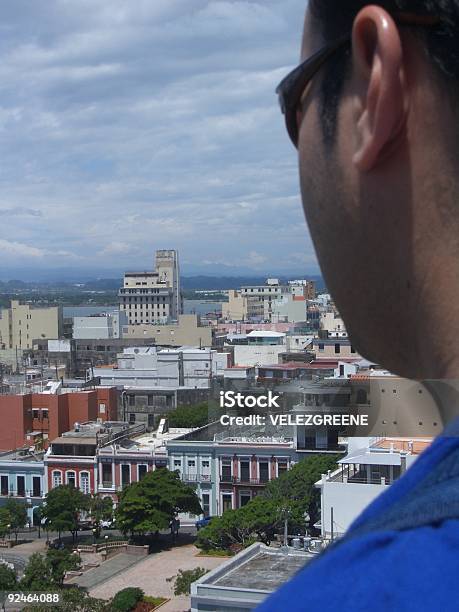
276, 12, 441, 147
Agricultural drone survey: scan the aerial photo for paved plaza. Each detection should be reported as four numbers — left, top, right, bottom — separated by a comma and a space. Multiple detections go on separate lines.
90, 545, 227, 611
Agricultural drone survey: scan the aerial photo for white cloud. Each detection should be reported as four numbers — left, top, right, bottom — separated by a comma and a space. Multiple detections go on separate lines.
0, 0, 318, 276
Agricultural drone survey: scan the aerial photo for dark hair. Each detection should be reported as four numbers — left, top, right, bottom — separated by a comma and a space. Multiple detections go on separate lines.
309, 0, 459, 144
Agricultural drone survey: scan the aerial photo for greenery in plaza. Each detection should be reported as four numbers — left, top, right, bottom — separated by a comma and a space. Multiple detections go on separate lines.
167, 567, 209, 596
116, 468, 202, 536
196, 454, 340, 552
111, 587, 144, 611
22, 587, 110, 612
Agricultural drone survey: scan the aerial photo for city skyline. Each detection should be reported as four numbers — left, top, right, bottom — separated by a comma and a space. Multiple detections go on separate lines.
0, 0, 319, 276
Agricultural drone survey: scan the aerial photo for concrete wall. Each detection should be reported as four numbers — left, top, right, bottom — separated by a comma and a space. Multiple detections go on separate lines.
233, 345, 285, 367
125, 314, 212, 347
320, 480, 386, 537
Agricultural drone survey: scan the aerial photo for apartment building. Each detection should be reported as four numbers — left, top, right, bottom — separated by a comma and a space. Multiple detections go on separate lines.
167, 410, 347, 521
0, 448, 45, 524
44, 421, 142, 496
309, 338, 360, 361
0, 300, 63, 351
0, 387, 118, 451
119, 249, 182, 325
222, 280, 317, 324
45, 421, 191, 504
320, 312, 347, 338
316, 437, 432, 538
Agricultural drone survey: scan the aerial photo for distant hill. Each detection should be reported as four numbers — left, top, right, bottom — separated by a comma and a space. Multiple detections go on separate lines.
0, 275, 326, 293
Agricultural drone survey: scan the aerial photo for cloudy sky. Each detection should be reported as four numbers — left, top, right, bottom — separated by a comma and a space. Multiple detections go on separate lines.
0, 0, 319, 279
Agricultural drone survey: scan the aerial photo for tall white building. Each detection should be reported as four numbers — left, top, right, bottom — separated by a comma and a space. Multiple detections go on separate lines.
119, 249, 182, 325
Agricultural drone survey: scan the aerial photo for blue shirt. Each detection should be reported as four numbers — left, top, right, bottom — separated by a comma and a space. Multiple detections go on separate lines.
257, 428, 459, 612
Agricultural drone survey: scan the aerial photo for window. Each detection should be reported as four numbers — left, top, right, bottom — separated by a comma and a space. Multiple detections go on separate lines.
259, 462, 269, 483
129, 413, 136, 424
80, 472, 90, 494
240, 492, 251, 507
138, 464, 148, 480
318, 343, 324, 351
17, 476, 25, 497
335, 343, 341, 354
66, 471, 76, 488
128, 395, 135, 407
121, 464, 131, 486
201, 493, 210, 517
102, 463, 112, 486
0, 476, 8, 496
221, 459, 232, 481
52, 471, 62, 488
277, 461, 288, 477
32, 409, 39, 419
173, 460, 181, 470
99, 403, 106, 414
32, 476, 41, 497
42, 409, 48, 419
222, 494, 232, 512
240, 460, 250, 482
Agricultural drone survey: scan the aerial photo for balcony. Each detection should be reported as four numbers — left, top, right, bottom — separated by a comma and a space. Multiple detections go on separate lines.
100, 481, 114, 489
181, 474, 212, 483
220, 476, 269, 486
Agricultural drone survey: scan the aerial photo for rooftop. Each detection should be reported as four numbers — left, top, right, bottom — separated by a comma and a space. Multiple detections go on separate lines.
192, 544, 313, 607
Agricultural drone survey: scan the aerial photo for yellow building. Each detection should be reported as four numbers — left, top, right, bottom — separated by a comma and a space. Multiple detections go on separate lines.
0, 300, 62, 351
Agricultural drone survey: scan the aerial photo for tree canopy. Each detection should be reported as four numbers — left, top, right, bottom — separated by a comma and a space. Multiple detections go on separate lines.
41, 485, 89, 540
115, 468, 202, 536
165, 401, 217, 429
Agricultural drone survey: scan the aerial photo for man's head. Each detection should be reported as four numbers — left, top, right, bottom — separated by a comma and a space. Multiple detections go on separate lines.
293, 1, 459, 380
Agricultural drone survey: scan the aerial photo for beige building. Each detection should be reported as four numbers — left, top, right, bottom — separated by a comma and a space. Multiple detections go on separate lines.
124, 314, 212, 347
222, 291, 248, 321
320, 311, 347, 337
0, 300, 62, 351
119, 249, 182, 325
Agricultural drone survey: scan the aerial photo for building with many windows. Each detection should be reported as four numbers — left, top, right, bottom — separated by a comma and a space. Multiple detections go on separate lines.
119, 249, 182, 325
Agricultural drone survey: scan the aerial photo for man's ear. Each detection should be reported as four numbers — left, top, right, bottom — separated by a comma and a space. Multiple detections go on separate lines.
351, 6, 409, 171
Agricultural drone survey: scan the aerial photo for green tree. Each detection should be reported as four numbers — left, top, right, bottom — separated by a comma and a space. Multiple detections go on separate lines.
87, 495, 113, 538
20, 553, 53, 591
46, 548, 79, 586
165, 400, 219, 429
42, 486, 89, 541
4, 498, 28, 543
263, 454, 341, 531
0, 564, 17, 612
111, 587, 144, 611
23, 588, 110, 612
116, 468, 202, 537
0, 563, 17, 590
168, 568, 208, 596
0, 508, 11, 540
